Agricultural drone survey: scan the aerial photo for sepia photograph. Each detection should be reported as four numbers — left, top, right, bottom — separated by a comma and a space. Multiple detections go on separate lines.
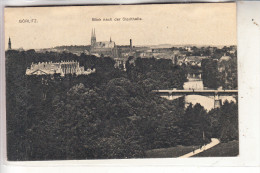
4, 3, 238, 161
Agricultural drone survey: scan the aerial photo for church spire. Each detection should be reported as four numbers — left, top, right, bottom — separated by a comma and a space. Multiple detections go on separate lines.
110, 36, 112, 42
8, 37, 12, 50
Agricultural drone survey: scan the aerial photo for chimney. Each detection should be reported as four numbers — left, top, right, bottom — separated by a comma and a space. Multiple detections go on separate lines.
130, 39, 132, 49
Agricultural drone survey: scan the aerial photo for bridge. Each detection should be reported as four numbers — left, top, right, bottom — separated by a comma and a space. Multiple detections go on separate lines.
153, 89, 238, 108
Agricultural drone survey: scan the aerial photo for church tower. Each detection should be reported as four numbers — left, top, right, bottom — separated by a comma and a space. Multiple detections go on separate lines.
8, 37, 12, 50
91, 28, 96, 47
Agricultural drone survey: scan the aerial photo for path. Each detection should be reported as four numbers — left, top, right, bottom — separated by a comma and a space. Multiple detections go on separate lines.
178, 138, 220, 158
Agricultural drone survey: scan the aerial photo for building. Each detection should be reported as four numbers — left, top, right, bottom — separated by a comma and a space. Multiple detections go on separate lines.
178, 56, 208, 66
90, 28, 118, 58
26, 61, 95, 77
114, 58, 127, 71
219, 54, 231, 62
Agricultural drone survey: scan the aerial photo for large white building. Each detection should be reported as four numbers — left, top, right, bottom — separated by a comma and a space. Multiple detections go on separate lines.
26, 61, 95, 77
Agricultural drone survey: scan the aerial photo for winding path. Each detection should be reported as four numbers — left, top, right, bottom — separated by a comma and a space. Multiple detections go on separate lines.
178, 138, 220, 158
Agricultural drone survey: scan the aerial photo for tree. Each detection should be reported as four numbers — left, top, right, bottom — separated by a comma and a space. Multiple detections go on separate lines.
201, 59, 219, 89
218, 101, 238, 142
179, 103, 210, 146
218, 57, 238, 89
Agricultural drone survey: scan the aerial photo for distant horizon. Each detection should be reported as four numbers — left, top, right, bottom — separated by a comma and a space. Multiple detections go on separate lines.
6, 43, 236, 51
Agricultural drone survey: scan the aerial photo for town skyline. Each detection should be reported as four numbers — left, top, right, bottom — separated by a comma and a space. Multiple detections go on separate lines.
6, 36, 236, 51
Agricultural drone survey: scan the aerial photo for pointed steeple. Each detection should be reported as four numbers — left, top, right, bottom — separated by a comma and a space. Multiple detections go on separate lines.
94, 28, 96, 37
110, 36, 112, 42
8, 37, 12, 50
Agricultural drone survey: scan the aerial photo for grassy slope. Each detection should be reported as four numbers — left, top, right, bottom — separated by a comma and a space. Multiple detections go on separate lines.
145, 145, 200, 158
192, 140, 239, 157
144, 140, 239, 158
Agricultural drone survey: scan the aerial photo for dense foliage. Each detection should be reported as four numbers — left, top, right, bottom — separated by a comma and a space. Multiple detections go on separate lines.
207, 101, 239, 142
6, 50, 238, 160
201, 59, 219, 89
126, 57, 187, 90
201, 56, 237, 90
218, 57, 238, 89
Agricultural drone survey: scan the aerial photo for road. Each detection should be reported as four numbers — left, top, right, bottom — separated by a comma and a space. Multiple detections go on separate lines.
178, 138, 220, 158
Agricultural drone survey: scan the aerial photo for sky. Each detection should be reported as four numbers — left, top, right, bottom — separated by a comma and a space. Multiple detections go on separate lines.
4, 3, 237, 50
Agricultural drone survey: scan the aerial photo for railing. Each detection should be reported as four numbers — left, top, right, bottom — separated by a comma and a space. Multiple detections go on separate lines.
154, 89, 238, 93
153, 90, 238, 96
